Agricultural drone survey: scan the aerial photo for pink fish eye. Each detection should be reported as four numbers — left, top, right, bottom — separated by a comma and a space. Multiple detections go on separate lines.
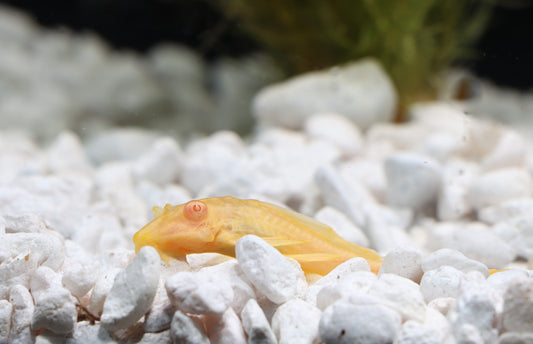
184, 201, 208, 221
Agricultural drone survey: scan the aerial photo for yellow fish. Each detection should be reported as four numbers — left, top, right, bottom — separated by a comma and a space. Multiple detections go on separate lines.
133, 196, 383, 275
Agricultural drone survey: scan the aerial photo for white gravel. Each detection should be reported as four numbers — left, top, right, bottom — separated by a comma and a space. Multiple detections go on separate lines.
1, 5, 533, 343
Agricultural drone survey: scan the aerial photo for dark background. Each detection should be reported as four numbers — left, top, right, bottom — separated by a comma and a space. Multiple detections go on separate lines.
1, 0, 532, 90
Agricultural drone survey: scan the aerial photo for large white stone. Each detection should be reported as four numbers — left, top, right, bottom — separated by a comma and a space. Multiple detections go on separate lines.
101, 246, 160, 331
253, 59, 396, 130
0, 299, 12, 344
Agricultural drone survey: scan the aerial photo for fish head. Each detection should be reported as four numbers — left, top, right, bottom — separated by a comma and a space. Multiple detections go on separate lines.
133, 199, 225, 261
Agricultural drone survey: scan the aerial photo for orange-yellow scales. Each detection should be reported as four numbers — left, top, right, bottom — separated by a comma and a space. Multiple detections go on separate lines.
133, 196, 383, 275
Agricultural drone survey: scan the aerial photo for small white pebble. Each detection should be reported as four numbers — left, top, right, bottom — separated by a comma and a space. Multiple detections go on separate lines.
314, 206, 369, 247
87, 268, 121, 318
165, 270, 233, 315
420, 266, 464, 302
319, 297, 401, 344
468, 168, 532, 210
369, 273, 426, 322
170, 311, 209, 344
62, 260, 99, 298
384, 152, 442, 210
379, 246, 423, 283
206, 308, 246, 344
305, 257, 371, 306
241, 299, 277, 344
236, 235, 303, 304
422, 248, 490, 277
0, 300, 13, 344
131, 137, 184, 185
67, 321, 115, 344
427, 297, 456, 315
304, 112, 363, 157
9, 285, 34, 344
316, 271, 376, 310
143, 282, 174, 333
498, 332, 533, 344
30, 267, 77, 334
272, 299, 321, 344
427, 223, 515, 269
101, 246, 160, 331
503, 277, 533, 332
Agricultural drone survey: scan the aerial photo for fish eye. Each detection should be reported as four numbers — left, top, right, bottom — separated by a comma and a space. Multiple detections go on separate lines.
184, 201, 208, 221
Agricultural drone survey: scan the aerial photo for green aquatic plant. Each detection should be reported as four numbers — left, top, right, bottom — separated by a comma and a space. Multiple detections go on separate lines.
217, 0, 492, 120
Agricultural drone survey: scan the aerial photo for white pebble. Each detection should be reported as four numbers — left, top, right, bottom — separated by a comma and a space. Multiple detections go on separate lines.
200, 260, 256, 314
61, 259, 99, 298
206, 308, 246, 344
427, 297, 456, 316
131, 137, 184, 185
253, 59, 396, 130
240, 299, 277, 344
315, 271, 376, 310
482, 129, 527, 171
422, 248, 490, 276
437, 159, 478, 221
448, 278, 499, 343
170, 311, 209, 344
369, 273, 426, 322
395, 308, 450, 344
498, 332, 533, 344
314, 206, 369, 247
101, 246, 160, 331
427, 222, 515, 269
65, 321, 114, 344
165, 270, 233, 315
304, 113, 363, 157
87, 268, 121, 318
420, 266, 464, 302
384, 152, 442, 210
9, 285, 34, 344
478, 198, 533, 224
379, 246, 423, 283
272, 299, 321, 344
235, 235, 304, 304
319, 297, 401, 344
30, 266, 77, 334
3, 213, 48, 233
468, 168, 532, 210
503, 277, 533, 332
0, 299, 13, 344
143, 282, 174, 333
305, 257, 371, 306
454, 323, 484, 344
45, 131, 92, 175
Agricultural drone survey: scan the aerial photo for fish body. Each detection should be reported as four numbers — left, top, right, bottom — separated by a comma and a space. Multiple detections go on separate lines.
133, 196, 382, 275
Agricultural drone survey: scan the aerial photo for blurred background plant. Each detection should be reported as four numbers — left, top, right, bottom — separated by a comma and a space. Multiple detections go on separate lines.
216, 0, 493, 121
